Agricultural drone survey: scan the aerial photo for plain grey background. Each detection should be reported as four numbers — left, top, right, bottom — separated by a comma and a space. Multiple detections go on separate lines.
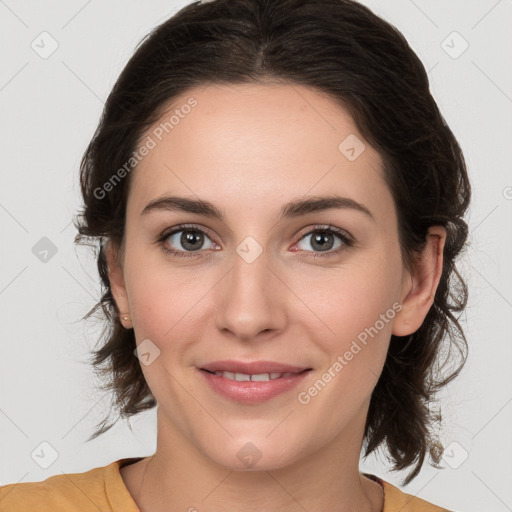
1, 1, 511, 511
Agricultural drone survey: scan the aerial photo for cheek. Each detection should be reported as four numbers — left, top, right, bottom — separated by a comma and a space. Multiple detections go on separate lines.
301, 272, 398, 421
312, 250, 401, 370
123, 251, 214, 352
321, 260, 399, 321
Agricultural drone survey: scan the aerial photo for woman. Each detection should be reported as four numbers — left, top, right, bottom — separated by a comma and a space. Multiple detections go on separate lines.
0, 0, 470, 510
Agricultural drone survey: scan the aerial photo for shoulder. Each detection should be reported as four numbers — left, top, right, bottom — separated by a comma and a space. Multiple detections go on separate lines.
0, 458, 139, 512
363, 473, 453, 512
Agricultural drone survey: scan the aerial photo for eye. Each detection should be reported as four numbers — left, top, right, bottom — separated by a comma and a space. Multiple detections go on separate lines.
294, 225, 353, 258
157, 223, 354, 259
158, 224, 218, 258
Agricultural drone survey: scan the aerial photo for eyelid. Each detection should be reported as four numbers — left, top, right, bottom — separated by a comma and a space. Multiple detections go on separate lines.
157, 223, 218, 252
295, 224, 354, 244
159, 223, 216, 240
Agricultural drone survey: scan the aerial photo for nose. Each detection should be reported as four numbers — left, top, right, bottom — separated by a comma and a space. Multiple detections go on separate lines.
214, 248, 287, 341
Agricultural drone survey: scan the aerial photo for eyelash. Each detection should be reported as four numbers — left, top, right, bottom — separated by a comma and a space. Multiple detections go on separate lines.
157, 223, 354, 260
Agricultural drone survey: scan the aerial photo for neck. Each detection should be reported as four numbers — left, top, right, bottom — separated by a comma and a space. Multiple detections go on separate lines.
123, 408, 384, 512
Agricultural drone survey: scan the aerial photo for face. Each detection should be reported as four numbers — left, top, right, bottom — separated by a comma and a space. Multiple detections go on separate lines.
108, 82, 442, 471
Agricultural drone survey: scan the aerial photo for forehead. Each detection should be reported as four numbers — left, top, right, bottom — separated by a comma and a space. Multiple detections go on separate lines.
129, 82, 394, 224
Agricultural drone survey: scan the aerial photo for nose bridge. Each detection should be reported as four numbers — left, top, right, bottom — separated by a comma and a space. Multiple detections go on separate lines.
215, 243, 284, 338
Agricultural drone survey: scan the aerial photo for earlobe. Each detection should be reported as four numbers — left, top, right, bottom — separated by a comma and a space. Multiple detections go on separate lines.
104, 240, 132, 328
392, 226, 446, 337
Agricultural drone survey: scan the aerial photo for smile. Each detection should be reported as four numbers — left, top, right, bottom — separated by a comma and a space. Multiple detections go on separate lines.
205, 370, 297, 381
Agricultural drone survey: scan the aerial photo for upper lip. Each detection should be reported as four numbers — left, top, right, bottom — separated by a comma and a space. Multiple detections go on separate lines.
200, 360, 311, 374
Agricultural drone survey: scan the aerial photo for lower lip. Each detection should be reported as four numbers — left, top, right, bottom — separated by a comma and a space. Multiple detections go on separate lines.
198, 369, 311, 404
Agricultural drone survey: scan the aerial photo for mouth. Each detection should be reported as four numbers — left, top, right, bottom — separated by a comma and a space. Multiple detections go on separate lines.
198, 360, 312, 403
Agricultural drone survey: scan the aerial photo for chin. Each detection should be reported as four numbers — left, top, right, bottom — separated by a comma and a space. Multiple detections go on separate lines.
199, 435, 303, 472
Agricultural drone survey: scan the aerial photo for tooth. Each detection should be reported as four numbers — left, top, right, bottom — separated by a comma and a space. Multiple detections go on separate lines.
211, 371, 294, 381
251, 373, 270, 381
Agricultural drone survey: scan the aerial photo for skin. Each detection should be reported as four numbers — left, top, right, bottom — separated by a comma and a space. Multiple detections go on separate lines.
107, 82, 446, 512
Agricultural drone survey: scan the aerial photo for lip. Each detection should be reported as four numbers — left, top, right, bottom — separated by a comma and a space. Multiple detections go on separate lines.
200, 360, 310, 374
198, 360, 312, 404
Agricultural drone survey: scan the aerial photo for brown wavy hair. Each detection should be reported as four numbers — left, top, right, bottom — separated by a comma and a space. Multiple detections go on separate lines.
74, 0, 471, 485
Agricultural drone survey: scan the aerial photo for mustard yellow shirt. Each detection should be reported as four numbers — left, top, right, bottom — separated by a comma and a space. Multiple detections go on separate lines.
0, 457, 451, 511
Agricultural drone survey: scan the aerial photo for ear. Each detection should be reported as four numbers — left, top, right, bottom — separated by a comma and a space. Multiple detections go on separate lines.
392, 226, 446, 337
104, 240, 131, 327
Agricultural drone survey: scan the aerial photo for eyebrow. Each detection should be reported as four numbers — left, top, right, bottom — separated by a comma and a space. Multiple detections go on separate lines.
141, 194, 375, 222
